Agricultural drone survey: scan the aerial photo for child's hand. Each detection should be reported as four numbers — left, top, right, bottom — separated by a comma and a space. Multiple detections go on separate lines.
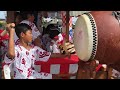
6, 23, 15, 33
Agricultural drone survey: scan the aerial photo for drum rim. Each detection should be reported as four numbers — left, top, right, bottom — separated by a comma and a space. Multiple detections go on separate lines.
85, 13, 98, 61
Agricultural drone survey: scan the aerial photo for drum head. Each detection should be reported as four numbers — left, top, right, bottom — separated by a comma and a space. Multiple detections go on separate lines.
73, 13, 98, 61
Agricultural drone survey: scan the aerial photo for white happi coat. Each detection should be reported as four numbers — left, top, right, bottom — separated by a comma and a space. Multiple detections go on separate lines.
4, 44, 52, 79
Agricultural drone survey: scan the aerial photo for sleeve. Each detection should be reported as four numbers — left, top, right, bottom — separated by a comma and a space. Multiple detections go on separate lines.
32, 24, 41, 41
34, 46, 51, 62
4, 48, 18, 65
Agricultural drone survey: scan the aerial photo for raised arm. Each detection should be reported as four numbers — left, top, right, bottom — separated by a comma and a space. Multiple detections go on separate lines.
6, 23, 15, 59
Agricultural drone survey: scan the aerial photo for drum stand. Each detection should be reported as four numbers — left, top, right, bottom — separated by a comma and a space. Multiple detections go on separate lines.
76, 60, 112, 79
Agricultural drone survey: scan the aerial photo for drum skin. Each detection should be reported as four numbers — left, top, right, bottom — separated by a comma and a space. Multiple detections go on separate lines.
75, 11, 120, 72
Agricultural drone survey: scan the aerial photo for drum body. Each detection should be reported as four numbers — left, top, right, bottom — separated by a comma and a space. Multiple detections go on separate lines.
74, 11, 120, 71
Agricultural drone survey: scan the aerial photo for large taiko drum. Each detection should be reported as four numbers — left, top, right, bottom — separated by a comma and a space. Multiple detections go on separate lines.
74, 11, 120, 72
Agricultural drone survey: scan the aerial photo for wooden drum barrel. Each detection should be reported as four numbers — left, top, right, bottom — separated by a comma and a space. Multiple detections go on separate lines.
74, 11, 120, 72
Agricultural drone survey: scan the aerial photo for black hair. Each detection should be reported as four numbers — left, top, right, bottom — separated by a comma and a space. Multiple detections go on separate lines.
15, 23, 32, 38
44, 24, 60, 39
49, 30, 60, 39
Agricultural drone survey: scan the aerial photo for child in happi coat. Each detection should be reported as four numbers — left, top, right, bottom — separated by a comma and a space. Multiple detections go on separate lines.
4, 23, 70, 79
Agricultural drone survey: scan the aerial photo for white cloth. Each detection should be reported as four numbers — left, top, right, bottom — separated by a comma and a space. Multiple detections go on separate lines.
58, 33, 63, 42
4, 44, 52, 79
56, 33, 64, 44
50, 40, 60, 53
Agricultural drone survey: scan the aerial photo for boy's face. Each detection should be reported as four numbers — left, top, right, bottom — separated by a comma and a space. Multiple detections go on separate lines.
21, 30, 33, 43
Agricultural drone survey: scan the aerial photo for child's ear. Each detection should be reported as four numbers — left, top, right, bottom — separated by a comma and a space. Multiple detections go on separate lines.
21, 32, 25, 37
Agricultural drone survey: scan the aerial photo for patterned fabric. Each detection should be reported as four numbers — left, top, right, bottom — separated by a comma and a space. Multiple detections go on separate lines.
0, 30, 9, 62
4, 44, 52, 79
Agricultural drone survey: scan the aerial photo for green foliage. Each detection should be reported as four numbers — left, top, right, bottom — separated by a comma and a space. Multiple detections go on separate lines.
0, 21, 6, 30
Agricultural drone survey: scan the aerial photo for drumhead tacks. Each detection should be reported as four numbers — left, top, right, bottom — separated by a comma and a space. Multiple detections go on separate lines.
85, 13, 98, 61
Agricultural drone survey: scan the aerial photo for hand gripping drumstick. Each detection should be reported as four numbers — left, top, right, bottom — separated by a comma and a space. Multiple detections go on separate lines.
0, 23, 15, 37
6, 23, 15, 31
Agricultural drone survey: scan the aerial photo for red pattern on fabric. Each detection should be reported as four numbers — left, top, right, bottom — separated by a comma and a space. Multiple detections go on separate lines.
27, 68, 32, 77
36, 49, 39, 54
39, 51, 50, 58
14, 71, 16, 77
22, 58, 26, 65
15, 39, 20, 45
17, 52, 20, 58
2, 62, 10, 69
26, 51, 29, 56
29, 23, 34, 28
32, 55, 35, 58
18, 45, 22, 51
16, 67, 23, 73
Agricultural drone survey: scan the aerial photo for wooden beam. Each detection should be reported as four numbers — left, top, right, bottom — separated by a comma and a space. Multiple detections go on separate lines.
66, 11, 69, 42
6, 11, 15, 23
